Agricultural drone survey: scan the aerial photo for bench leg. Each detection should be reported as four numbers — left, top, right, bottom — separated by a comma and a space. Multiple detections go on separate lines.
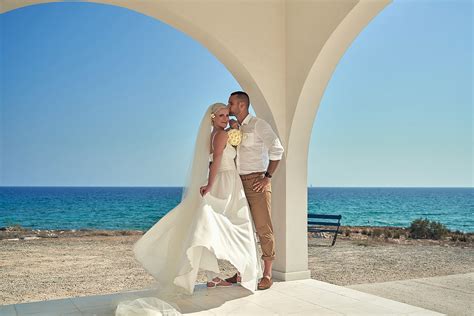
331, 226, 340, 246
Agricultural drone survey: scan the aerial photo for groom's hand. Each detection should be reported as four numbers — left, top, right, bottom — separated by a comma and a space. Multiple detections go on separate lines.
253, 176, 270, 193
229, 119, 239, 129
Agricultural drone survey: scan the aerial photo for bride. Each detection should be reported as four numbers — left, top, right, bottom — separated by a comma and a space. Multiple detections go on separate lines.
117, 103, 262, 314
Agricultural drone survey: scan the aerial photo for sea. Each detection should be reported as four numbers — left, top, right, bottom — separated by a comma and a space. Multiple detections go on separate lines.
0, 187, 473, 233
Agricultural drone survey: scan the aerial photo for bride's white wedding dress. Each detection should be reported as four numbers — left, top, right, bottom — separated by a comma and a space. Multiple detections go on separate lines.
116, 104, 261, 315
132, 143, 261, 294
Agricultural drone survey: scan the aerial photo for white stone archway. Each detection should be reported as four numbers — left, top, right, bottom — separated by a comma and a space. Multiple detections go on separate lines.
1, 0, 391, 280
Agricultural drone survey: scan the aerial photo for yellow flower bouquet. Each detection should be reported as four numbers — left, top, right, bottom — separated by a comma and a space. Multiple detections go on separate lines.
227, 128, 242, 146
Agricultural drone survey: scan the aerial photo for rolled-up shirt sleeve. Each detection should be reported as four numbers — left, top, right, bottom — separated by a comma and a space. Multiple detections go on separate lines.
255, 120, 284, 161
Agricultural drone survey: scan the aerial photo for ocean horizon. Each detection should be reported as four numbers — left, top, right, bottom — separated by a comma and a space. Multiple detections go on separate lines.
1, 186, 473, 233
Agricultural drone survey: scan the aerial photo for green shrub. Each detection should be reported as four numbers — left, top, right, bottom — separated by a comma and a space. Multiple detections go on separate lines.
408, 218, 449, 240
5, 223, 25, 231
372, 228, 383, 238
449, 230, 470, 243
392, 230, 403, 239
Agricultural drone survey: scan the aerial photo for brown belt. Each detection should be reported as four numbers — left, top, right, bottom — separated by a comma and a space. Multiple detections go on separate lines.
240, 172, 265, 180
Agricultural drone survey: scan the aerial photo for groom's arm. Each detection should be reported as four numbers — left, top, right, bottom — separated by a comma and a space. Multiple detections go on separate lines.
256, 120, 284, 171
252, 120, 284, 192
266, 160, 280, 177
255, 120, 284, 164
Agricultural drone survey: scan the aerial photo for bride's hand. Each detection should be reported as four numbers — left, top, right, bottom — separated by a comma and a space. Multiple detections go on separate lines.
200, 184, 212, 196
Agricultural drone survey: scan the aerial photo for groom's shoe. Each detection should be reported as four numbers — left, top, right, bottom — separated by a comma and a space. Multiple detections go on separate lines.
257, 276, 273, 290
225, 273, 241, 284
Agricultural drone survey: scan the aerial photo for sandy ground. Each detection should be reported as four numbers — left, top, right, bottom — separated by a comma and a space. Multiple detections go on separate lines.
1, 234, 473, 306
307, 236, 474, 285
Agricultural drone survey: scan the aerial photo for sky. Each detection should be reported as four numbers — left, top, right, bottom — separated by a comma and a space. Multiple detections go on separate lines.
0, 0, 472, 187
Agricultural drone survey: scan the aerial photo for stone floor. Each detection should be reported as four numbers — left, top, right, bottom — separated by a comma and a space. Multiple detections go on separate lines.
349, 273, 474, 316
0, 279, 444, 315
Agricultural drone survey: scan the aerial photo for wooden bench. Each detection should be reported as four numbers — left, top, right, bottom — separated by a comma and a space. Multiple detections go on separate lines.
307, 214, 342, 246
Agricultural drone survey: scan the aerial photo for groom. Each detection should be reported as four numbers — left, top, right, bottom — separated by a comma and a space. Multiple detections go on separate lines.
226, 91, 284, 290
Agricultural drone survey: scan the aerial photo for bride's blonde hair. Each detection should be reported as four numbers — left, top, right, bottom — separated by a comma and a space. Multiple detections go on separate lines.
210, 103, 227, 119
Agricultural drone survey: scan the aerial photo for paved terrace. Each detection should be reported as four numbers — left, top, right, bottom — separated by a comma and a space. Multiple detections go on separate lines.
0, 279, 443, 315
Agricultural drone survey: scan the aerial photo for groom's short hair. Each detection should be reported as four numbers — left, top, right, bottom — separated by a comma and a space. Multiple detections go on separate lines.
231, 91, 250, 108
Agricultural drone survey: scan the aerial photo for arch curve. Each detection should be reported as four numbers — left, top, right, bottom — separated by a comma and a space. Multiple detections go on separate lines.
1, 0, 276, 129
287, 1, 390, 163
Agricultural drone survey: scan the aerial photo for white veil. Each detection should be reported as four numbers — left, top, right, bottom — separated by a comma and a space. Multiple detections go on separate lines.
116, 103, 228, 316
181, 104, 213, 202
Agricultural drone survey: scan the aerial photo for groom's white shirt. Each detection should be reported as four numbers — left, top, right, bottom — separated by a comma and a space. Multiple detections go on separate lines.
236, 114, 284, 175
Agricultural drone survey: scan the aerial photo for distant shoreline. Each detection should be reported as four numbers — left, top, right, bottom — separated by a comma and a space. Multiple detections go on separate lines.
2, 225, 472, 243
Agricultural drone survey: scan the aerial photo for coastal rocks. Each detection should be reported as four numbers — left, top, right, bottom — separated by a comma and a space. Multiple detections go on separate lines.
5, 236, 42, 241
308, 232, 331, 239
1, 226, 28, 232
0, 226, 144, 240
23, 236, 41, 240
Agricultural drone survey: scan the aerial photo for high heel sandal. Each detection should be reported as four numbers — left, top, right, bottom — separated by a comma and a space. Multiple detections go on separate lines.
225, 272, 241, 284
207, 277, 233, 288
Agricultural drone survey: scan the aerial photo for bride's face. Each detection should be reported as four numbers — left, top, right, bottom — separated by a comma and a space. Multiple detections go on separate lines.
213, 108, 230, 129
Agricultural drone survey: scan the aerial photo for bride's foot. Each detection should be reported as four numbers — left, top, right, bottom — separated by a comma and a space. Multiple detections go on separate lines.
207, 277, 233, 288
225, 272, 241, 284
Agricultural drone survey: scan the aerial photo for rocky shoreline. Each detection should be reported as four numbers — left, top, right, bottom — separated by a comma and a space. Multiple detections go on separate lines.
2, 225, 472, 246
0, 225, 143, 240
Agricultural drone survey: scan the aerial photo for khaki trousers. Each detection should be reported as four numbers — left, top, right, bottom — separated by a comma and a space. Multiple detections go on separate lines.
240, 172, 275, 261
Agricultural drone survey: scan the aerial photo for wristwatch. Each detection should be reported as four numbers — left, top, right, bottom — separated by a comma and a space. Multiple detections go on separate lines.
264, 171, 272, 179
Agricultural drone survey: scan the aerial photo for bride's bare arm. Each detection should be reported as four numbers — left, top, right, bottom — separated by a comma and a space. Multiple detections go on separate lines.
200, 131, 228, 196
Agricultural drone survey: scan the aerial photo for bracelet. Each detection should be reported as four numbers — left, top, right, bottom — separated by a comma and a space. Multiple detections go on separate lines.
264, 172, 272, 178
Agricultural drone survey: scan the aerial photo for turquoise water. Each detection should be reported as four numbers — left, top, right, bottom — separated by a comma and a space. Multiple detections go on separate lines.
0, 187, 472, 232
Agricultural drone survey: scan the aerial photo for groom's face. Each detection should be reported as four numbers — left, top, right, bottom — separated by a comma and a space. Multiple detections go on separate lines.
228, 95, 242, 116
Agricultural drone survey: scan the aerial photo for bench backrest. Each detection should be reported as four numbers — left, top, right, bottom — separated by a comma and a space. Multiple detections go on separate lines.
307, 214, 342, 233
